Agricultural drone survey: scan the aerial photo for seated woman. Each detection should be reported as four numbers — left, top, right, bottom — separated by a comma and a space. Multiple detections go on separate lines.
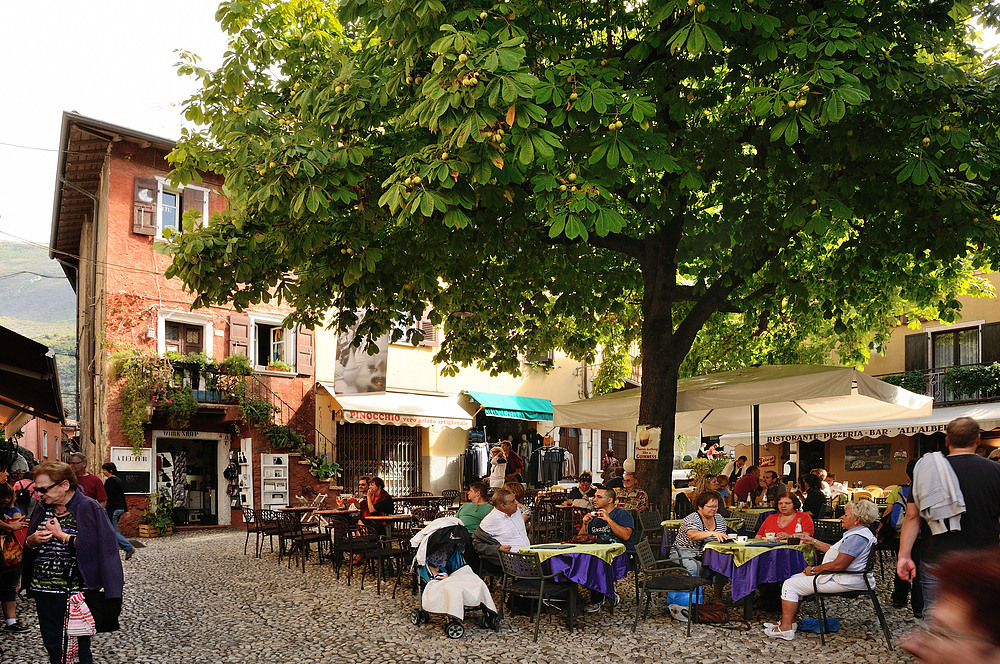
764, 499, 879, 640
672, 490, 732, 602
756, 492, 814, 539
562, 472, 596, 507
798, 474, 826, 518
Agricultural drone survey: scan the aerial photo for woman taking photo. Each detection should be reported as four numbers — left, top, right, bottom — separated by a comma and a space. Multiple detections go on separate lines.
756, 492, 814, 539
23, 461, 123, 664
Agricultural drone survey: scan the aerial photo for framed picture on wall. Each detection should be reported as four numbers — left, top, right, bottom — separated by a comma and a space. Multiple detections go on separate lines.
844, 443, 891, 471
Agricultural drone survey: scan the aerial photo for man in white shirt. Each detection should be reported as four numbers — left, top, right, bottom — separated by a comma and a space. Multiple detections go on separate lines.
472, 488, 532, 571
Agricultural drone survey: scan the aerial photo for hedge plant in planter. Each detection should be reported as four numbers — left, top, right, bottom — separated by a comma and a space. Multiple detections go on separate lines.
942, 363, 1000, 399
880, 371, 928, 395
138, 488, 175, 536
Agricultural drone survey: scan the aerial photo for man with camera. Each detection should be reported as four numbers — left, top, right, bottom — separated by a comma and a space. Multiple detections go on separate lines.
579, 487, 635, 613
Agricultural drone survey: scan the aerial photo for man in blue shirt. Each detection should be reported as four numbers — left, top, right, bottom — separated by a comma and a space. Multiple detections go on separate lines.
579, 487, 634, 613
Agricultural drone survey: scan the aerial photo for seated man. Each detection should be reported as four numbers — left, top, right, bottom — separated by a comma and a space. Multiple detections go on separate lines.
455, 482, 493, 534
755, 470, 782, 508
605, 467, 625, 490
472, 488, 531, 568
579, 487, 635, 612
732, 465, 761, 504
615, 472, 649, 513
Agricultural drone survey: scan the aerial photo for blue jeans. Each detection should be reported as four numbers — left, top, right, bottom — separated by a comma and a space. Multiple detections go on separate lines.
110, 510, 133, 554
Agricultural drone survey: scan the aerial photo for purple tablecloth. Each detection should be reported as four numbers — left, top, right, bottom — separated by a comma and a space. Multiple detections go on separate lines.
702, 546, 808, 601
545, 551, 631, 597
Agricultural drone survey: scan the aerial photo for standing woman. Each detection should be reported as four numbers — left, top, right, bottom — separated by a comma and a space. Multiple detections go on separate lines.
101, 463, 135, 561
601, 448, 618, 484
22, 461, 123, 664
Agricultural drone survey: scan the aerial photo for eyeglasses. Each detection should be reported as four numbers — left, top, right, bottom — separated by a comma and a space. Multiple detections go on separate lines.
35, 481, 65, 495
69, 460, 85, 466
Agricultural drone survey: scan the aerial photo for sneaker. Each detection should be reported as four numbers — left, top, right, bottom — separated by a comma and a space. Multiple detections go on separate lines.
124, 550, 135, 561
764, 625, 796, 641
584, 600, 604, 613
4, 622, 29, 634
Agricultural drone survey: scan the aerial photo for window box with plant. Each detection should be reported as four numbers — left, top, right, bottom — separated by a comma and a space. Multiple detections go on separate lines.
265, 360, 294, 373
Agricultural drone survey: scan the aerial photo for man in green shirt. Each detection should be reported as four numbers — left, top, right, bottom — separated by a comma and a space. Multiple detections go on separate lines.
456, 482, 493, 534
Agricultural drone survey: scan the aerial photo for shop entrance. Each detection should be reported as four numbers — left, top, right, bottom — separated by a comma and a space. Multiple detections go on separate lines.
154, 437, 220, 526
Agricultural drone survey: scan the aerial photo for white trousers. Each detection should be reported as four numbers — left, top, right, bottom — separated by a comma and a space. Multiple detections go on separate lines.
780, 572, 870, 603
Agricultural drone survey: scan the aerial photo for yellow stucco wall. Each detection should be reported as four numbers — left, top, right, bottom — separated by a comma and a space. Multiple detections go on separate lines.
863, 272, 1000, 376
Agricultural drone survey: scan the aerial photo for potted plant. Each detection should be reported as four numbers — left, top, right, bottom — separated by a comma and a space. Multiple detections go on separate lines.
138, 489, 175, 537
308, 458, 343, 481
265, 359, 294, 373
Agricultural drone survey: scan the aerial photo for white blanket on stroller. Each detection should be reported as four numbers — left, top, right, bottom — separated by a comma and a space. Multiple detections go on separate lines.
420, 565, 497, 620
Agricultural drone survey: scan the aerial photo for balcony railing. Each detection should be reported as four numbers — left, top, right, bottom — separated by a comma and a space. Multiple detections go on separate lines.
878, 363, 1000, 405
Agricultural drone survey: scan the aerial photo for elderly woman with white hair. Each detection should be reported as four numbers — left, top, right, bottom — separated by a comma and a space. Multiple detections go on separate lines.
764, 499, 880, 640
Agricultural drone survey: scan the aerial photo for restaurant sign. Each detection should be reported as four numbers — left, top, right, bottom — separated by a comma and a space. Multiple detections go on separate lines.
760, 422, 948, 445
110, 447, 153, 494
340, 409, 472, 429
758, 455, 775, 467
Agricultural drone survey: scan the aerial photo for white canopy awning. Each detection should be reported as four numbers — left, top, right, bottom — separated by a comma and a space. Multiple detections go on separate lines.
720, 402, 1000, 445
553, 365, 933, 436
318, 383, 475, 429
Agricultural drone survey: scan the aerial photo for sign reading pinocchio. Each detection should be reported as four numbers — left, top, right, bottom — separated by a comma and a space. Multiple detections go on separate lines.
338, 409, 472, 429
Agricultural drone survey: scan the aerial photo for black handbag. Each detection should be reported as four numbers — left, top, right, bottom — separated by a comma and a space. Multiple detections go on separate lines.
82, 590, 122, 633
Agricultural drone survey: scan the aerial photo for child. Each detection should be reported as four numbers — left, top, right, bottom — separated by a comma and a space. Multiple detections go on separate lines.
0, 484, 29, 632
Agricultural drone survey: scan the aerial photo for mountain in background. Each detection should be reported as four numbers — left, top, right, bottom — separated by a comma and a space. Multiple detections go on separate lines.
0, 242, 77, 419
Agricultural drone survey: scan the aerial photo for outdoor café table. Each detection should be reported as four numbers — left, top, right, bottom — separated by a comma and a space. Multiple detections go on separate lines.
703, 539, 815, 619
362, 513, 415, 538
278, 505, 316, 522
660, 518, 744, 556
521, 541, 629, 631
727, 507, 775, 536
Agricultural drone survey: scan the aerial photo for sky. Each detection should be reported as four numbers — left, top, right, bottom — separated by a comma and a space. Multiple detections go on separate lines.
0, 1, 228, 246
0, 4, 996, 248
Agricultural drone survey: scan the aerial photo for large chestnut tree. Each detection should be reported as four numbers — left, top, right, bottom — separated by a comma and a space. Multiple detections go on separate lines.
165, 0, 1000, 505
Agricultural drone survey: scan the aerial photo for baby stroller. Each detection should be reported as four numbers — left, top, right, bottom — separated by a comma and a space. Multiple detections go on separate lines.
409, 517, 500, 638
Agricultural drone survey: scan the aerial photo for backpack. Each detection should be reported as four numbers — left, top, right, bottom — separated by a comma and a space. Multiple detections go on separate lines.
889, 486, 909, 532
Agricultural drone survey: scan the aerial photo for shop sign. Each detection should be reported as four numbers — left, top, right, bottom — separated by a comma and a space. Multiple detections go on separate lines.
342, 409, 471, 429
758, 455, 775, 467
110, 447, 153, 494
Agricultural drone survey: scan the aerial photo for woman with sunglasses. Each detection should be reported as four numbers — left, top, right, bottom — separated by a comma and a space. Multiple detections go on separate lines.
22, 461, 124, 664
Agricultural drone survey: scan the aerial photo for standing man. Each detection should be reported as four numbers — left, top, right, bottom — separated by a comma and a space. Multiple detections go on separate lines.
722, 455, 748, 485
100, 463, 135, 561
733, 465, 760, 504
500, 440, 524, 483
68, 453, 107, 508
780, 454, 796, 485
756, 470, 782, 507
897, 417, 1000, 611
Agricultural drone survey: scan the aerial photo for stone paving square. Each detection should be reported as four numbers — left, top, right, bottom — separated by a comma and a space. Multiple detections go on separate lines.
0, 531, 920, 663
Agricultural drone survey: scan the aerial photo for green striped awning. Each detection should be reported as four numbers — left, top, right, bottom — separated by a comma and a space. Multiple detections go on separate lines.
463, 390, 553, 421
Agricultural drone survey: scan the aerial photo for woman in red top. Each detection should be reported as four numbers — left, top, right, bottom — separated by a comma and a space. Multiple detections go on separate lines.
756, 492, 814, 539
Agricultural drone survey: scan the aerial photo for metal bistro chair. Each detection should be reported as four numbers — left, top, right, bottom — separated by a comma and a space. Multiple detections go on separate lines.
278, 512, 331, 572
632, 540, 710, 636
814, 519, 844, 544
809, 549, 893, 649
498, 549, 577, 642
253, 509, 282, 558
637, 509, 664, 553
441, 489, 461, 508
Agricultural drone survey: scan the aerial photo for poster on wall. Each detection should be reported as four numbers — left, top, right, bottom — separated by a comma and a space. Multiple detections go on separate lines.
758, 455, 775, 468
634, 427, 661, 460
334, 312, 390, 395
844, 443, 891, 471
110, 447, 153, 494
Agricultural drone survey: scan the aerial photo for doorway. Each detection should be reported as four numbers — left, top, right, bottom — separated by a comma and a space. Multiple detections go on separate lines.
154, 437, 220, 526
797, 440, 826, 480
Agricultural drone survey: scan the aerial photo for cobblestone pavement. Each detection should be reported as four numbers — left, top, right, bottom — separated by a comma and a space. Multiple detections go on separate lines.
0, 530, 920, 663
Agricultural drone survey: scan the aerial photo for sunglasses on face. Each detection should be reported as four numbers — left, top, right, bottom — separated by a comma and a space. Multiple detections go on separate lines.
35, 481, 65, 495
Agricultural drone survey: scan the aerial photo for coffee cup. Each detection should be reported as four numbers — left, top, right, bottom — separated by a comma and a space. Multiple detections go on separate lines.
765, 532, 776, 541
736, 535, 748, 544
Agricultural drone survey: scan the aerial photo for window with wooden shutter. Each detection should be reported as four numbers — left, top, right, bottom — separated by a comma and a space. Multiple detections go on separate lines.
133, 177, 158, 236
982, 323, 1000, 365
904, 333, 929, 372
418, 315, 439, 347
165, 322, 204, 355
228, 314, 252, 357
181, 187, 207, 230
296, 326, 315, 376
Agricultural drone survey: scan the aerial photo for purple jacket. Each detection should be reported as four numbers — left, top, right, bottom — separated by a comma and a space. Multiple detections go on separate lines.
23, 489, 125, 599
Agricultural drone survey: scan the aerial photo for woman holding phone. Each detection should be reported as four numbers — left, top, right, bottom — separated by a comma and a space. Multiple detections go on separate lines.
22, 461, 123, 664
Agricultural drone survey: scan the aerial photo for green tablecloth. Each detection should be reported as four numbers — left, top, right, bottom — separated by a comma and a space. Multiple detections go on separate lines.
705, 540, 815, 567
730, 508, 776, 516
522, 542, 626, 565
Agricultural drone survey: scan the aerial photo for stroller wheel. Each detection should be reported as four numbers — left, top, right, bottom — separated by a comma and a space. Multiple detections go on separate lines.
482, 613, 501, 631
445, 620, 465, 639
410, 610, 423, 626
